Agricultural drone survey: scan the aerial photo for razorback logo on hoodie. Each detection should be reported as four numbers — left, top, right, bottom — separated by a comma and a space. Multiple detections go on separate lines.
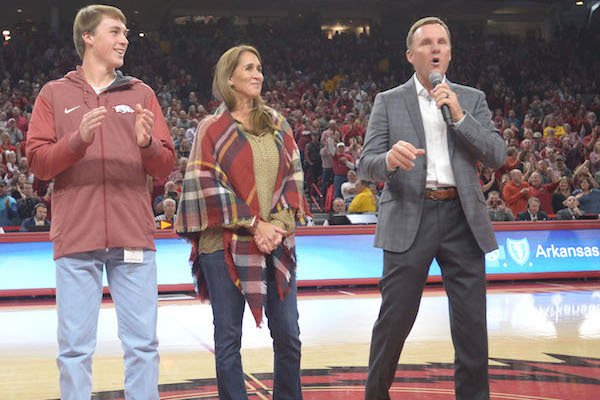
113, 104, 134, 114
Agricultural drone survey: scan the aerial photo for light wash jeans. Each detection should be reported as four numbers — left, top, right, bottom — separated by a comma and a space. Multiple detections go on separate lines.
55, 248, 159, 400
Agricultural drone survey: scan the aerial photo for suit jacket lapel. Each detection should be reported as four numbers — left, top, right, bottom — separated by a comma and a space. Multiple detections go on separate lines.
446, 80, 456, 157
403, 77, 426, 150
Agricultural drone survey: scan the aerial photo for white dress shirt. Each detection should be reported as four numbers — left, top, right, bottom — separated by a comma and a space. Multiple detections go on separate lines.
414, 74, 456, 188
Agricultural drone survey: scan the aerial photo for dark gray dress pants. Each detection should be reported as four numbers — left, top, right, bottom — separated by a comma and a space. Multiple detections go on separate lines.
365, 198, 489, 400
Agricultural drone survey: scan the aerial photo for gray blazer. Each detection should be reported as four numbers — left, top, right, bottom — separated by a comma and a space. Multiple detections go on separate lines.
358, 77, 506, 254
555, 208, 580, 220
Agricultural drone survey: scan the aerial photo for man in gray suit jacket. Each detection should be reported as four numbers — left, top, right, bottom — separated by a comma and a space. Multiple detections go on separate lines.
358, 17, 505, 400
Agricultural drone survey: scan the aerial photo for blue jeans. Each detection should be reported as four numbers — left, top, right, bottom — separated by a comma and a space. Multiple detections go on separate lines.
199, 251, 302, 400
333, 174, 347, 200
55, 248, 159, 400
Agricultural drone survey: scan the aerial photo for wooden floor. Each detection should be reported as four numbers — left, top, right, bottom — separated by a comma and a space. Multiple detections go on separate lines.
1, 280, 599, 399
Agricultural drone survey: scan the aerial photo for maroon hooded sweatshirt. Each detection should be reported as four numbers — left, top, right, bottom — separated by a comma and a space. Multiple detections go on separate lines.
27, 67, 175, 259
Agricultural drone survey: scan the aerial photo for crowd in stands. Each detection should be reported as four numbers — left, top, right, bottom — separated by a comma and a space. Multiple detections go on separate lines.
1, 17, 600, 230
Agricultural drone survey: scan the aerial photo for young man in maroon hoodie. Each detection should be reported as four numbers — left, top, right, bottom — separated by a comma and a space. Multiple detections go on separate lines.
26, 5, 175, 399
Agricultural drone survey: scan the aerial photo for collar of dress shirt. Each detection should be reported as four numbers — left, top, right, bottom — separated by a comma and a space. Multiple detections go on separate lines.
414, 73, 446, 99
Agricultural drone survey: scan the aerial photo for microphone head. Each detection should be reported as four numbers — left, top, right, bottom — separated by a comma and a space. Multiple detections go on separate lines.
428, 72, 443, 87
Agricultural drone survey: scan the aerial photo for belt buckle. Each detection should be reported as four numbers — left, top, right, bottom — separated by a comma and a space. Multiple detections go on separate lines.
425, 187, 455, 201
424, 188, 439, 200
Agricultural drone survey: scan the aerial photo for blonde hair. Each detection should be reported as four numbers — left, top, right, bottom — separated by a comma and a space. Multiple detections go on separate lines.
212, 45, 276, 135
406, 17, 451, 50
73, 4, 126, 60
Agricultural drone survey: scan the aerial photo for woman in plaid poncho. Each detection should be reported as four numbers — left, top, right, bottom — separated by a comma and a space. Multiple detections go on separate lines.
175, 45, 309, 399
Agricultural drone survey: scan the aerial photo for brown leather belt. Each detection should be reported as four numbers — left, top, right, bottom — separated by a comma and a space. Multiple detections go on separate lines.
424, 187, 458, 201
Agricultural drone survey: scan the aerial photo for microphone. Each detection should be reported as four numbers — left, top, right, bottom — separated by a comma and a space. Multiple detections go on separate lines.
428, 72, 453, 127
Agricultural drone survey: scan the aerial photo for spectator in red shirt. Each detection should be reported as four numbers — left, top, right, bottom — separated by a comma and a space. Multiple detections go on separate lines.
340, 113, 355, 142
332, 142, 354, 199
503, 169, 531, 217
340, 113, 365, 144
527, 171, 559, 214
498, 146, 522, 177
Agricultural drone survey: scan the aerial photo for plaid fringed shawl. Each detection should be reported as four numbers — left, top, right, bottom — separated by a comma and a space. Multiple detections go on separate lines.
175, 105, 308, 326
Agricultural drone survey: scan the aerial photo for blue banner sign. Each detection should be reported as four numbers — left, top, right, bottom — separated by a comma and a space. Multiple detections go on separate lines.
485, 229, 600, 273
0, 228, 598, 292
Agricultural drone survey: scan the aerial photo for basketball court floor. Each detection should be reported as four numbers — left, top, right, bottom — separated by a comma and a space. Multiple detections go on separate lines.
1, 280, 599, 399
